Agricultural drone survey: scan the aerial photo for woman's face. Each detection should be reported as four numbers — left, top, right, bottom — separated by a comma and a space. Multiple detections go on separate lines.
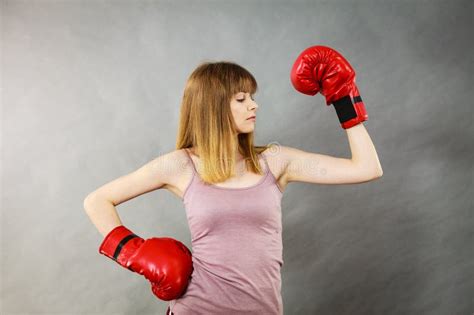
230, 92, 259, 134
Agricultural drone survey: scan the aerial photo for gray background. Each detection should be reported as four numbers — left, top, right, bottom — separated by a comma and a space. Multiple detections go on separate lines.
2, 0, 473, 314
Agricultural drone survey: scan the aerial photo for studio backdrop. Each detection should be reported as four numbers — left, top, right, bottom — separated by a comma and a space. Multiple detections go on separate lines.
1, 0, 472, 314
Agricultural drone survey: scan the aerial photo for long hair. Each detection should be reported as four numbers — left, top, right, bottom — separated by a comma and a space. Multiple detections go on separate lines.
175, 61, 270, 185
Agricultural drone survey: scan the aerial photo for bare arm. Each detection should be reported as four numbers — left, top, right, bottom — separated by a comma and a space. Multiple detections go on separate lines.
83, 198, 123, 237
281, 123, 383, 185
347, 123, 383, 177
83, 150, 179, 237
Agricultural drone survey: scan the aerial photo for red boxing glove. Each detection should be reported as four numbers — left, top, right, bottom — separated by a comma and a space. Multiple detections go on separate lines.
99, 225, 194, 301
290, 45, 368, 129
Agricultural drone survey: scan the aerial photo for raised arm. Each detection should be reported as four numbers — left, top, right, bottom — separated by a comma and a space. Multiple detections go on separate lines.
281, 124, 383, 185
286, 45, 383, 185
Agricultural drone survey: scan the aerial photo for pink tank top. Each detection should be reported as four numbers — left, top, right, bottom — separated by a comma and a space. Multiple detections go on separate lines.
168, 149, 284, 314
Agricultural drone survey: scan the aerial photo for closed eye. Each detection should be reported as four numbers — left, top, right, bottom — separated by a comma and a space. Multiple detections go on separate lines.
237, 96, 255, 102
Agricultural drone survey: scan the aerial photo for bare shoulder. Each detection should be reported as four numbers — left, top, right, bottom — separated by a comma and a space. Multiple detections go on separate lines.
84, 149, 191, 207
137, 148, 191, 189
262, 143, 293, 172
135, 148, 188, 188
159, 148, 194, 199
265, 144, 320, 182
261, 143, 293, 192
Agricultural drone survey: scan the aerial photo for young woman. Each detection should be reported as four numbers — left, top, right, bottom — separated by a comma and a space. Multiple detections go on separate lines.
83, 46, 383, 315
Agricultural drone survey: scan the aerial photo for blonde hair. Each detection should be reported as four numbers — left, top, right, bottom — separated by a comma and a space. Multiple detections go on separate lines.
175, 61, 270, 185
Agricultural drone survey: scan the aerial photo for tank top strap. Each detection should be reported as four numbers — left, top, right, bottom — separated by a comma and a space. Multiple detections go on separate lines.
260, 151, 270, 172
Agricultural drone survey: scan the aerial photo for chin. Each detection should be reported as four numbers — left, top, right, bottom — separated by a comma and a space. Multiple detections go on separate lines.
236, 125, 255, 134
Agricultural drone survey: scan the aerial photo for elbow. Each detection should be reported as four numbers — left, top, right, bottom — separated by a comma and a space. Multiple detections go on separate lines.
83, 193, 99, 212
373, 169, 383, 179
83, 193, 114, 212
363, 168, 383, 182
83, 195, 92, 212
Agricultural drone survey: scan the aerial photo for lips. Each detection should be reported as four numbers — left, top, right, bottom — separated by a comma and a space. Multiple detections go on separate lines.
247, 116, 256, 120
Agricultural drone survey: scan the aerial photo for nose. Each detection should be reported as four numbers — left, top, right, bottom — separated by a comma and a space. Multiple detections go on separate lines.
248, 101, 258, 110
